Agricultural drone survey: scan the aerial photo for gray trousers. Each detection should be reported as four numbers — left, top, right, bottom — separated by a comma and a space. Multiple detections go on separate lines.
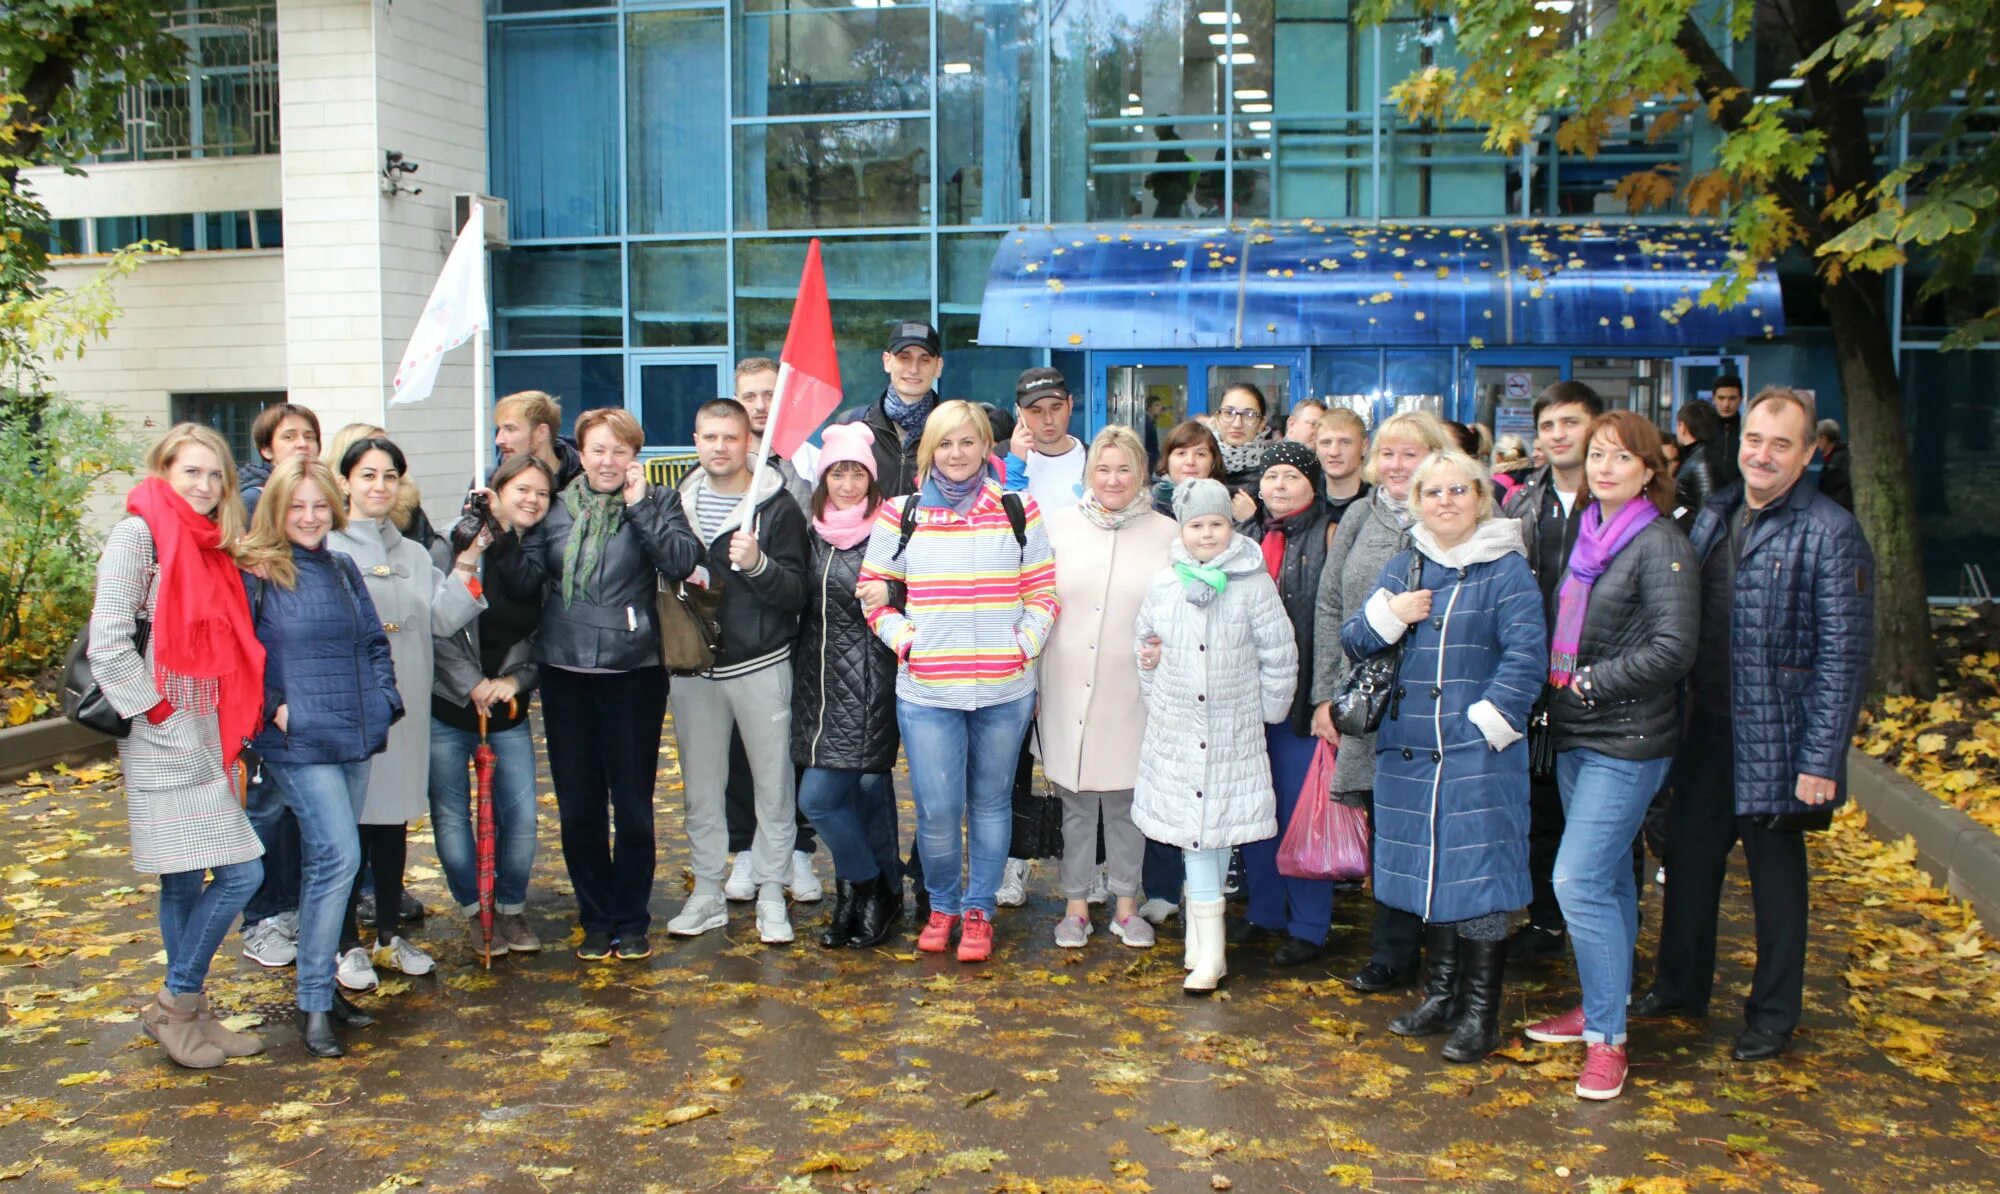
671, 663, 797, 893
1056, 785, 1143, 901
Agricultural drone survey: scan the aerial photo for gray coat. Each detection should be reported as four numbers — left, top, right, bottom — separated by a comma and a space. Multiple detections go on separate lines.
329, 518, 484, 823
1310, 488, 1412, 796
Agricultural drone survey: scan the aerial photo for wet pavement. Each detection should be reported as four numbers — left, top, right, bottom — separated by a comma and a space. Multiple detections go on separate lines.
3, 733, 1998, 1193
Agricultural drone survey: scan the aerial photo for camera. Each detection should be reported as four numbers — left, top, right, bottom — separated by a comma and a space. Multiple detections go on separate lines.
450, 490, 501, 556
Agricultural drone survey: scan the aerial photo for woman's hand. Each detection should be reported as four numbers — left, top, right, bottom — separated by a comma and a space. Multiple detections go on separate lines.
856, 580, 890, 614
1230, 490, 1258, 522
1137, 635, 1162, 670
622, 462, 647, 506
727, 530, 763, 571
470, 675, 521, 717
1387, 588, 1433, 625
454, 527, 492, 573
1310, 700, 1341, 745
273, 704, 289, 734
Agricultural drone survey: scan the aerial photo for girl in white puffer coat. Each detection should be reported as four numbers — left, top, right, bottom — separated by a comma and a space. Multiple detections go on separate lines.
1133, 479, 1298, 994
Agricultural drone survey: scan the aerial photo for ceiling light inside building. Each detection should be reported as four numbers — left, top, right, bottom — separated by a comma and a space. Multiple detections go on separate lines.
942, 61, 973, 74
1208, 32, 1249, 44
1233, 88, 1268, 100
1224, 52, 1256, 64
1533, 0, 1574, 10
1128, 92, 1142, 102
1247, 121, 1272, 133
1197, 10, 1242, 23
1768, 76, 1804, 89
1239, 102, 1272, 113
1120, 105, 1145, 116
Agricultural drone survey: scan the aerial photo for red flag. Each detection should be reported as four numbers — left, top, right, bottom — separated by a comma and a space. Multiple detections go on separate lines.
764, 239, 843, 461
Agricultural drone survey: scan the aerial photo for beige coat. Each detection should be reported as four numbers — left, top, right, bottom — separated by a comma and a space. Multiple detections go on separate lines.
1034, 505, 1178, 792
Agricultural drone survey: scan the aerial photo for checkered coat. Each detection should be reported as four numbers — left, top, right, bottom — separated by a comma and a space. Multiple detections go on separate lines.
87, 517, 263, 875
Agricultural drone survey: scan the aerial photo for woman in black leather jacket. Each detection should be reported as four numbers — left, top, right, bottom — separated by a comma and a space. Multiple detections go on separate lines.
1520, 411, 1698, 1101
1673, 400, 1723, 517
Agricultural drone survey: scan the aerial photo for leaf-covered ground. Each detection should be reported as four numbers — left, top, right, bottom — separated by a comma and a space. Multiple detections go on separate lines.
1855, 606, 2000, 836
3, 728, 1998, 1194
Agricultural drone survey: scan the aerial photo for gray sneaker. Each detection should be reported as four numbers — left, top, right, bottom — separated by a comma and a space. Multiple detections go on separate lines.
1109, 914, 1156, 949
495, 912, 541, 953
668, 894, 728, 937
240, 918, 297, 968
1053, 915, 1093, 949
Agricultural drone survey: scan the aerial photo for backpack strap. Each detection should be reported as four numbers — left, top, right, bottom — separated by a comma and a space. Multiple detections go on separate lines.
891, 496, 922, 562
1001, 493, 1027, 549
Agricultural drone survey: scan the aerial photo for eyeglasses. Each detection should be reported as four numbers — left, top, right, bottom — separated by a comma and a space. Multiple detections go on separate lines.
1217, 407, 1262, 422
1420, 484, 1474, 502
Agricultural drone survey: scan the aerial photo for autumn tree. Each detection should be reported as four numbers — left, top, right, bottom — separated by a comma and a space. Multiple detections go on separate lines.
1359, 0, 1997, 695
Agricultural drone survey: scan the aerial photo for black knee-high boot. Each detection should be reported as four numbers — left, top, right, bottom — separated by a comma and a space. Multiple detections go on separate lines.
1442, 937, 1509, 1062
1389, 922, 1461, 1037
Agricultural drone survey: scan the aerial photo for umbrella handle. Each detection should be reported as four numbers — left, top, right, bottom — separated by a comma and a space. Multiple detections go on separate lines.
478, 709, 488, 743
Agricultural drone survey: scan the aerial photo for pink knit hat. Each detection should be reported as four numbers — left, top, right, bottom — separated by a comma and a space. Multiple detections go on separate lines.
816, 422, 878, 480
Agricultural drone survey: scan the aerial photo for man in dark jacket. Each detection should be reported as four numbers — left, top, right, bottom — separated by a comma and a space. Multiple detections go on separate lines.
494, 390, 583, 493
1814, 418, 1854, 511
1500, 380, 1602, 963
666, 399, 811, 948
1708, 375, 1744, 489
1635, 387, 1874, 1062
832, 321, 943, 499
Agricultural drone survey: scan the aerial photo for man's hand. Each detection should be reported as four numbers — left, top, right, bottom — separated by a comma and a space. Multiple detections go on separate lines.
1138, 635, 1162, 670
1387, 588, 1433, 625
1010, 417, 1035, 463
727, 530, 763, 571
1795, 773, 1837, 806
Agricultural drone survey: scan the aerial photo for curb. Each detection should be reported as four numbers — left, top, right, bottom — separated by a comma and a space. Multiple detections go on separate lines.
0, 718, 113, 784
1848, 749, 2000, 930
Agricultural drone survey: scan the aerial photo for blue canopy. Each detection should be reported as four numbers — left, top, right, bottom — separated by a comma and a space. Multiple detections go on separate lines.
976, 221, 1784, 350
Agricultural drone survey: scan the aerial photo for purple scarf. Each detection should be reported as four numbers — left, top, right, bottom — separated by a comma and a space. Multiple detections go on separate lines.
1550, 498, 1660, 686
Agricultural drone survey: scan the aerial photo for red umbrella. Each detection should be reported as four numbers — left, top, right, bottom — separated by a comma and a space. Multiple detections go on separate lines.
473, 704, 512, 968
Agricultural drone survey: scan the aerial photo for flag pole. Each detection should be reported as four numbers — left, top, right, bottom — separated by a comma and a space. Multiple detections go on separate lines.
472, 325, 488, 488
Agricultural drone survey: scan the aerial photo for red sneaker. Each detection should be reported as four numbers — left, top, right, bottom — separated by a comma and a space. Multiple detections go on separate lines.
1575, 1043, 1628, 1100
1524, 1004, 1587, 1044
917, 911, 959, 953
956, 909, 994, 963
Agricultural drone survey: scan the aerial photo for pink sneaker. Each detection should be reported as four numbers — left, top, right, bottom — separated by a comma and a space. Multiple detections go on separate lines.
1575, 1043, 1627, 1100
1524, 1004, 1587, 1044
917, 911, 959, 953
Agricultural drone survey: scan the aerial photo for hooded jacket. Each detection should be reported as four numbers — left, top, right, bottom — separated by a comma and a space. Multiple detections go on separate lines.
791, 524, 899, 773
676, 465, 810, 678
1340, 517, 1546, 924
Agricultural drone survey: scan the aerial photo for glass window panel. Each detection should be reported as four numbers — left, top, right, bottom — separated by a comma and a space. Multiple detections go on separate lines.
735, 235, 931, 405
628, 10, 727, 234
494, 244, 623, 350
1311, 349, 1382, 427
490, 19, 619, 239
1108, 365, 1189, 458
938, 0, 1036, 226
1052, 0, 1225, 222
630, 242, 729, 348
169, 392, 287, 464
255, 209, 283, 248
492, 354, 626, 434
734, 118, 930, 230
940, 232, 1040, 403
95, 214, 199, 251
735, 1, 930, 117
1385, 349, 1453, 419
488, 0, 610, 17
1262, 0, 1368, 217
204, 211, 255, 251
635, 361, 727, 449
1904, 346, 2000, 595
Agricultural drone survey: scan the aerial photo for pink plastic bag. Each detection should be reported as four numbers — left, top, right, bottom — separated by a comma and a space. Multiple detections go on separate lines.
1276, 739, 1372, 882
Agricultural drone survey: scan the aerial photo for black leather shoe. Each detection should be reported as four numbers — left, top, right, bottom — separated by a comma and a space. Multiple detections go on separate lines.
1345, 961, 1415, 993
1227, 920, 1275, 947
1506, 921, 1568, 963
1631, 989, 1707, 1020
819, 881, 861, 950
851, 878, 902, 949
330, 991, 374, 1029
1731, 1027, 1791, 1062
400, 891, 425, 922
912, 886, 930, 924
1271, 936, 1327, 967
297, 1008, 342, 1058
1389, 924, 1462, 1037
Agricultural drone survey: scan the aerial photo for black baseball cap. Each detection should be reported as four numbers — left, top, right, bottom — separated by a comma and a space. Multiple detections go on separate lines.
1015, 366, 1070, 408
886, 321, 942, 356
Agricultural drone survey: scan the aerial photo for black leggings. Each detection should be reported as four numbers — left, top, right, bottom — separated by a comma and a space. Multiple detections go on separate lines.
343, 824, 408, 950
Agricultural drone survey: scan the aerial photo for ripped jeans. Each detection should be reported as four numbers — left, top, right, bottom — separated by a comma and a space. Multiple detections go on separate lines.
1554, 748, 1674, 1045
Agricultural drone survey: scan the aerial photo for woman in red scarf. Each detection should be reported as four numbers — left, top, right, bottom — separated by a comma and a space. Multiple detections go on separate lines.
87, 424, 268, 1069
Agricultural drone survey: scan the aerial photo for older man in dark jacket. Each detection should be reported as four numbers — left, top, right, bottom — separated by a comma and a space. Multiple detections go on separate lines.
1634, 387, 1874, 1063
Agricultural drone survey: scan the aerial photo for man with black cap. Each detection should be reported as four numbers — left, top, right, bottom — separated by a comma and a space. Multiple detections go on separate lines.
1003, 367, 1086, 513
833, 321, 945, 499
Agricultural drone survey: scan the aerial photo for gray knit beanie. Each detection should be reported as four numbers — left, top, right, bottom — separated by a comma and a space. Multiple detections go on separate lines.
1172, 478, 1233, 525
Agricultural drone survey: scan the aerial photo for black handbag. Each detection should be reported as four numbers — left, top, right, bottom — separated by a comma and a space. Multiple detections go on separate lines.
1009, 728, 1065, 860
62, 618, 151, 738
1331, 542, 1425, 737
1527, 701, 1557, 781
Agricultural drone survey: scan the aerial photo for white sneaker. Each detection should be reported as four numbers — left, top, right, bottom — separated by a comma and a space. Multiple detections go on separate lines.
335, 946, 379, 991
373, 935, 435, 976
1085, 865, 1112, 906
723, 853, 756, 902
997, 858, 1031, 908
756, 898, 795, 945
271, 909, 301, 941
789, 851, 824, 903
1137, 897, 1180, 926
240, 918, 297, 968
668, 894, 729, 937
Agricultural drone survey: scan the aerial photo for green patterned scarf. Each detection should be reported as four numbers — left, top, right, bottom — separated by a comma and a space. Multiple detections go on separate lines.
560, 484, 624, 605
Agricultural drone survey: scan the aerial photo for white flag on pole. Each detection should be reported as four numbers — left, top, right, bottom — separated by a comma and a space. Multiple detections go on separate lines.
391, 203, 487, 406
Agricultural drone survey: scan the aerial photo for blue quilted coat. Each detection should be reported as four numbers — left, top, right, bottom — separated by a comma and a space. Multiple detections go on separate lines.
1687, 480, 1874, 815
1341, 518, 1546, 924
243, 544, 402, 765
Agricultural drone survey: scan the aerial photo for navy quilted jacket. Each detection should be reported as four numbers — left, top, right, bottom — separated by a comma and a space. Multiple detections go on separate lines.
1686, 481, 1874, 815
243, 545, 402, 765
1341, 520, 1546, 924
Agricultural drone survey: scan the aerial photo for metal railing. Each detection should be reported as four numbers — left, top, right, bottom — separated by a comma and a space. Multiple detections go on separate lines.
94, 3, 280, 162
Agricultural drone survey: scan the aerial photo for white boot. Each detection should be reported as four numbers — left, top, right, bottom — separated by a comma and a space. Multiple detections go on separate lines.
1183, 905, 1198, 972
1184, 899, 1228, 995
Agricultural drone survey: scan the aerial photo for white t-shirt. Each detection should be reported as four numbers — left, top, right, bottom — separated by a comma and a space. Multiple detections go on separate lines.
1555, 487, 1578, 517
1022, 437, 1086, 511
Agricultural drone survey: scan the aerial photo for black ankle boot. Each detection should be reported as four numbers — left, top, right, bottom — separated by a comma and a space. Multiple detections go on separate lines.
851, 875, 902, 948
1389, 923, 1461, 1037
330, 990, 374, 1029
819, 881, 861, 949
1441, 937, 1509, 1062
297, 1008, 342, 1058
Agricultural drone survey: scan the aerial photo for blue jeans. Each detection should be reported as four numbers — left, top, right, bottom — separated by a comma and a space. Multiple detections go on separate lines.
264, 760, 369, 1013
428, 718, 538, 915
796, 768, 899, 885
240, 770, 300, 926
159, 859, 263, 995
1555, 748, 1674, 1045
898, 693, 1036, 917
1240, 724, 1334, 944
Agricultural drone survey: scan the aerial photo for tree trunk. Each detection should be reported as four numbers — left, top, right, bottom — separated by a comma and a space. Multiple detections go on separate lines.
1822, 271, 1936, 696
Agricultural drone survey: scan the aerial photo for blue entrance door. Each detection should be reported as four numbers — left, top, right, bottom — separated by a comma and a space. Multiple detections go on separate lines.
1090, 349, 1308, 452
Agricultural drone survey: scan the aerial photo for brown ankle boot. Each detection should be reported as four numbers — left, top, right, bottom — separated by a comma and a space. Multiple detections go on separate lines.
148, 990, 226, 1069
192, 992, 264, 1058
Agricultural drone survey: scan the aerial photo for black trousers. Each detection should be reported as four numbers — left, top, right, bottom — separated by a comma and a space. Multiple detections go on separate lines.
1355, 788, 1421, 971
342, 824, 406, 950
541, 666, 668, 939
1651, 712, 1812, 1035
1527, 774, 1567, 930
725, 729, 816, 855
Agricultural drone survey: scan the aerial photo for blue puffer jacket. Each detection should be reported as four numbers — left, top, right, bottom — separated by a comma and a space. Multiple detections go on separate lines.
243, 544, 402, 765
1687, 480, 1874, 815
1341, 519, 1546, 924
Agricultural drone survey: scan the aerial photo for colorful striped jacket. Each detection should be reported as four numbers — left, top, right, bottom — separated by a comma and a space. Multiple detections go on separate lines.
858, 477, 1060, 710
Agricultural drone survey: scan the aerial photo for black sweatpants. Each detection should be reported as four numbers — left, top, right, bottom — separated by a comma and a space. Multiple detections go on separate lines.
541, 666, 668, 939
343, 824, 407, 951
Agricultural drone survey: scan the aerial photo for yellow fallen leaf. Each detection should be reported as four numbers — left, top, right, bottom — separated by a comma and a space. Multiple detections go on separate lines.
58, 1070, 113, 1086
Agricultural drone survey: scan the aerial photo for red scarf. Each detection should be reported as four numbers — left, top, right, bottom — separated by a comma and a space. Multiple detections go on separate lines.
1260, 527, 1286, 581
126, 477, 266, 777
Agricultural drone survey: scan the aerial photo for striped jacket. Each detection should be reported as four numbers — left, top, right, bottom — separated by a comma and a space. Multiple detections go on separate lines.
858, 478, 1060, 710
